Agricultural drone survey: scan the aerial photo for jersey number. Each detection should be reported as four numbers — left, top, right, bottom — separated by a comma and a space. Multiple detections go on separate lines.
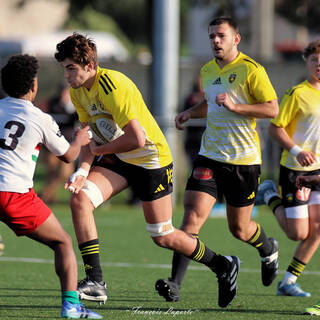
0, 121, 25, 150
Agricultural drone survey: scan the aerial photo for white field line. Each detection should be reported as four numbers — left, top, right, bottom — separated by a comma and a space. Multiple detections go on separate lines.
1, 256, 320, 276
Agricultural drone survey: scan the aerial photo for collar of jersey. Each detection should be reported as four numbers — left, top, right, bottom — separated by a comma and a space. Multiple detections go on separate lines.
305, 79, 320, 96
7, 96, 34, 107
213, 51, 244, 71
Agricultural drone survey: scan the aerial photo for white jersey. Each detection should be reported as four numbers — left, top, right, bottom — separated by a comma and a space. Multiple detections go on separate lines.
0, 97, 70, 193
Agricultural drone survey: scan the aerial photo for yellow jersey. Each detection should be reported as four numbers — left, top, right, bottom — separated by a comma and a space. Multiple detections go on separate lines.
199, 52, 277, 165
70, 66, 172, 169
271, 80, 320, 171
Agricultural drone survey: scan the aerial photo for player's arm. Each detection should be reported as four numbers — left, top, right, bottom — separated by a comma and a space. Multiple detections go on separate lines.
58, 125, 91, 163
215, 94, 278, 118
89, 118, 146, 156
64, 122, 96, 194
75, 122, 96, 170
269, 123, 316, 167
296, 175, 320, 189
175, 100, 207, 130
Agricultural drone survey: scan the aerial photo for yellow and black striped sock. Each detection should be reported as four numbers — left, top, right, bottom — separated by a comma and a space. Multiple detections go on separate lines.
79, 239, 103, 282
287, 257, 306, 278
189, 238, 216, 264
171, 234, 198, 285
247, 223, 272, 257
189, 237, 231, 274
268, 195, 282, 214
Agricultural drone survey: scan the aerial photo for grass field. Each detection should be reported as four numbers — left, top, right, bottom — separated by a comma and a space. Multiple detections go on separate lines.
0, 200, 319, 320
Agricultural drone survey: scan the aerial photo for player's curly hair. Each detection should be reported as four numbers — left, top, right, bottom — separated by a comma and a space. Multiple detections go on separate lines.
55, 32, 98, 69
1, 54, 39, 98
302, 40, 320, 61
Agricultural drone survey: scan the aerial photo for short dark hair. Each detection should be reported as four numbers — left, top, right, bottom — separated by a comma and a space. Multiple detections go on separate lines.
55, 32, 98, 69
1, 54, 39, 98
302, 40, 320, 60
208, 16, 239, 33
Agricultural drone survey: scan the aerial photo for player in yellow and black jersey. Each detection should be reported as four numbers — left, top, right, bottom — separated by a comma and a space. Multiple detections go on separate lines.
155, 16, 280, 303
256, 40, 320, 301
55, 32, 240, 308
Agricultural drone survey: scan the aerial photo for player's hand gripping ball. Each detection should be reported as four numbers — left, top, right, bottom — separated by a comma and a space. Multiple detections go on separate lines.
88, 114, 124, 144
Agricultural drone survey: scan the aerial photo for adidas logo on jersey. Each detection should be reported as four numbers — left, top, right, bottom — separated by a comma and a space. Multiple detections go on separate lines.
212, 77, 222, 85
154, 184, 165, 193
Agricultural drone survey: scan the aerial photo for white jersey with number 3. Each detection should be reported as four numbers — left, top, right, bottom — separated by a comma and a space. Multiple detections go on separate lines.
0, 97, 70, 193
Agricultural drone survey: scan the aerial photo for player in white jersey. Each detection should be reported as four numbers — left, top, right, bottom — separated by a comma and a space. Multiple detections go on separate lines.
155, 16, 280, 302
256, 40, 320, 298
0, 54, 102, 319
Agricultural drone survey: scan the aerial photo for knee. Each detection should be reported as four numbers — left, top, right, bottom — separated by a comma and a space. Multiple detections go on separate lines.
50, 231, 73, 251
228, 224, 248, 241
151, 233, 174, 249
70, 192, 90, 213
286, 230, 308, 241
230, 229, 247, 241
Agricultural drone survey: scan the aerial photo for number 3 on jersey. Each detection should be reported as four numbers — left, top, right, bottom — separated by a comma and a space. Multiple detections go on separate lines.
0, 121, 25, 150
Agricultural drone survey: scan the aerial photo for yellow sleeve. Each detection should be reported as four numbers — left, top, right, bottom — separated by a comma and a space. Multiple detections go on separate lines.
247, 67, 278, 102
271, 88, 300, 127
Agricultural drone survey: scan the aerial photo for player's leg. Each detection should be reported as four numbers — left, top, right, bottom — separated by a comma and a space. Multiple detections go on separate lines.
161, 157, 219, 294
255, 179, 288, 231
28, 213, 102, 319
269, 167, 319, 296
224, 164, 278, 287
70, 164, 128, 304
155, 189, 216, 301
150, 157, 232, 304
28, 213, 78, 291
278, 196, 320, 297
226, 204, 278, 286
0, 189, 101, 319
175, 190, 216, 285
143, 195, 239, 308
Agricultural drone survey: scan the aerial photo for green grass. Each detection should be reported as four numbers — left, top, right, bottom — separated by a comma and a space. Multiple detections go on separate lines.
0, 203, 319, 319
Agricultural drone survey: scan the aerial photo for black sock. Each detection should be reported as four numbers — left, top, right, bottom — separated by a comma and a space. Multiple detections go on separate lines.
171, 233, 198, 286
171, 252, 191, 286
247, 224, 272, 257
79, 239, 103, 282
188, 238, 218, 266
268, 195, 282, 214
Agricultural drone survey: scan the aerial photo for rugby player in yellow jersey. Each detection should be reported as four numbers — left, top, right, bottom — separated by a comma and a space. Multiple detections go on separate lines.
155, 16, 280, 302
54, 32, 241, 308
256, 40, 320, 300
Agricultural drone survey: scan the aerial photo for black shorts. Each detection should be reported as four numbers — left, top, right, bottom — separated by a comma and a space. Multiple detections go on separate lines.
186, 155, 261, 207
279, 165, 320, 208
93, 155, 173, 202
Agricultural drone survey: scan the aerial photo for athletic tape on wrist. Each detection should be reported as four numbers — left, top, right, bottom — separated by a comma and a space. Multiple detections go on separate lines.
289, 145, 302, 157
69, 168, 89, 183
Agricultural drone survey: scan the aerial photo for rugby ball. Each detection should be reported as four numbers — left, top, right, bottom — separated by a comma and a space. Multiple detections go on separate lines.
88, 114, 124, 144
